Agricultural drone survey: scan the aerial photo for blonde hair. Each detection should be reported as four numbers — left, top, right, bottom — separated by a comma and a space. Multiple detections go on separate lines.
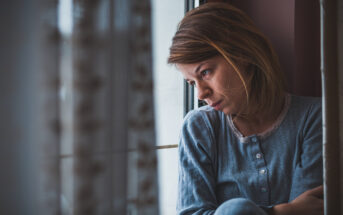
168, 3, 286, 118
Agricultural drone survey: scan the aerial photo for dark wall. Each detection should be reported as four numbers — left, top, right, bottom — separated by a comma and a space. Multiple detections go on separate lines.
294, 0, 321, 97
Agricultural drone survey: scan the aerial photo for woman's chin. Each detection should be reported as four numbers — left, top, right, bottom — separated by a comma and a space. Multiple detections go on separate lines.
221, 107, 232, 115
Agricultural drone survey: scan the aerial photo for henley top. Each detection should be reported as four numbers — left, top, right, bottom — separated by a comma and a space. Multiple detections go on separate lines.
177, 94, 323, 214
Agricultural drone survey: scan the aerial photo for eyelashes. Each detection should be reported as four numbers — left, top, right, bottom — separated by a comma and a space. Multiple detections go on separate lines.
186, 68, 213, 86
200, 69, 211, 78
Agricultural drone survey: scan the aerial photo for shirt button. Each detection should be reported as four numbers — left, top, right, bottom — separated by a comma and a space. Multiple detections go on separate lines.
261, 187, 267, 192
256, 153, 262, 159
259, 169, 266, 174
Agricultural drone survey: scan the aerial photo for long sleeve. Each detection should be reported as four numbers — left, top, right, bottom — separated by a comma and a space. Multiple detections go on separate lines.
177, 109, 271, 215
288, 101, 323, 201
177, 110, 218, 215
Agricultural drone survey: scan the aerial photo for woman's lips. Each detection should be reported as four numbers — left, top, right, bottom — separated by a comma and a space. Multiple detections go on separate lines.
211, 100, 222, 110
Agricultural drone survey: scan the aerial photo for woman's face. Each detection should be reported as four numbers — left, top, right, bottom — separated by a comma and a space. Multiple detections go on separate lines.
177, 55, 248, 115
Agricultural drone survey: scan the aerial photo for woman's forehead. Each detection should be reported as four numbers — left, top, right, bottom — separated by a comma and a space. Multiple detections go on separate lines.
176, 62, 203, 73
176, 56, 225, 71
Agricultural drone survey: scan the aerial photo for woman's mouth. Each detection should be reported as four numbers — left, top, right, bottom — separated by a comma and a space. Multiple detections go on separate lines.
211, 100, 222, 110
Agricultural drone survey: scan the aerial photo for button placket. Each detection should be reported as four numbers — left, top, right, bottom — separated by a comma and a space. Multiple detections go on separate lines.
259, 169, 266, 174
256, 153, 262, 159
250, 136, 270, 203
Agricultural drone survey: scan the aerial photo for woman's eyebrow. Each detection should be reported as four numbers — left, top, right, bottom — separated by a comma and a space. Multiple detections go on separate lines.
194, 62, 206, 74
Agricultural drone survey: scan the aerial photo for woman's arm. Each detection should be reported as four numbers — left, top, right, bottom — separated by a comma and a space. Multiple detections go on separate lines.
177, 110, 218, 215
289, 101, 323, 199
273, 100, 323, 215
271, 185, 323, 215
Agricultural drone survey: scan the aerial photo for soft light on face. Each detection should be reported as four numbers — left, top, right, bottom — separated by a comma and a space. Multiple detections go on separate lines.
177, 55, 249, 115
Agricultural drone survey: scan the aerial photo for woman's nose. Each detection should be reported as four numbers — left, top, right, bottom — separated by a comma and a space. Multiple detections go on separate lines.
197, 82, 211, 100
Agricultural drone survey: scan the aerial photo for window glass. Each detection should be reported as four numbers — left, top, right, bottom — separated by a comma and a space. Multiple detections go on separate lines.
152, 0, 185, 214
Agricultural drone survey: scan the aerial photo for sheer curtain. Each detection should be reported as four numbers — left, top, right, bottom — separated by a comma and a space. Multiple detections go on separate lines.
0, 0, 158, 214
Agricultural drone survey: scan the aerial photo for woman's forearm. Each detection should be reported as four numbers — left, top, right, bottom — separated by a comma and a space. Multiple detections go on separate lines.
270, 185, 324, 215
270, 203, 293, 215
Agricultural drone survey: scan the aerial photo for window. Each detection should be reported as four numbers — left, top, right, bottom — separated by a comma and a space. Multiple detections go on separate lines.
152, 1, 202, 214
152, 0, 184, 214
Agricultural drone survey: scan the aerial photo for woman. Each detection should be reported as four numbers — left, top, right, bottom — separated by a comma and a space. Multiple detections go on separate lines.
168, 3, 323, 215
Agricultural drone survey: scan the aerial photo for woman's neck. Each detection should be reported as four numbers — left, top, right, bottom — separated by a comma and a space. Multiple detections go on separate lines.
231, 94, 286, 137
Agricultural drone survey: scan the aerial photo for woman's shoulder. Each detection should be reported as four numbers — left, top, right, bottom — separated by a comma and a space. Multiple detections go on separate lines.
284, 94, 322, 133
179, 106, 224, 157
183, 105, 225, 126
289, 94, 322, 115
181, 105, 227, 139
290, 94, 321, 104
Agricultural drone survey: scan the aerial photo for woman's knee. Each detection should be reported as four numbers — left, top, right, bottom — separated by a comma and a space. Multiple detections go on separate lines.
214, 198, 267, 215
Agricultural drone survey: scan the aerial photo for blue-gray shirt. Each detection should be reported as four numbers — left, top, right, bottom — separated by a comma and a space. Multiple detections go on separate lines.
177, 95, 323, 214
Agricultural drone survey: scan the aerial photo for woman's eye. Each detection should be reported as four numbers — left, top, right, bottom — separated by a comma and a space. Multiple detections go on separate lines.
200, 70, 211, 78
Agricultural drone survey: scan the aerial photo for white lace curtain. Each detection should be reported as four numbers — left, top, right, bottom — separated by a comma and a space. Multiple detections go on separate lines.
0, 0, 158, 214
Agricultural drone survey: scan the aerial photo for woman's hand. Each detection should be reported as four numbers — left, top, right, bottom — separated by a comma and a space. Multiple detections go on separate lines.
271, 185, 324, 215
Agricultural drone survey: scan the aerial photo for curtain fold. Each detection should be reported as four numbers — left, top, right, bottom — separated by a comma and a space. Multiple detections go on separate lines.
70, 0, 158, 214
37, 0, 158, 214
126, 0, 159, 214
